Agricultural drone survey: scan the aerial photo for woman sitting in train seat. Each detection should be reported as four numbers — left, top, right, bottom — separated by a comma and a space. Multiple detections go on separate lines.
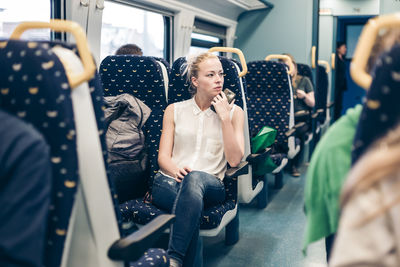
330, 124, 400, 267
281, 53, 315, 177
152, 52, 244, 267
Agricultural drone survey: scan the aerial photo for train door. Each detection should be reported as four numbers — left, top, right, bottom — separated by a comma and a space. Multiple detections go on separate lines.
336, 16, 373, 115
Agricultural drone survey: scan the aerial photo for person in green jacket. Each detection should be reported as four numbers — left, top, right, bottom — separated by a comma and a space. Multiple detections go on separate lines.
303, 104, 362, 261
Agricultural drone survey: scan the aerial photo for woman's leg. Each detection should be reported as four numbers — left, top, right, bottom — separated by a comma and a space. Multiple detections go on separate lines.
168, 171, 225, 265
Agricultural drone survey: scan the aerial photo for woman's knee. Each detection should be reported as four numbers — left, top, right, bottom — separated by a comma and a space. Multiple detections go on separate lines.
181, 171, 205, 195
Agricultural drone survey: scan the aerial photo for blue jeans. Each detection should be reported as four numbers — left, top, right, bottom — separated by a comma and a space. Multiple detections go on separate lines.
152, 171, 225, 266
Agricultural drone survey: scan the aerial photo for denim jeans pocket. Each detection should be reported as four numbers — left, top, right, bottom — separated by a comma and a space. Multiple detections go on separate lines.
152, 173, 180, 212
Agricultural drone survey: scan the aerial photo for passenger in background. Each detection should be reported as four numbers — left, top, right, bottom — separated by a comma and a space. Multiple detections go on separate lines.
153, 52, 244, 267
282, 54, 315, 177
334, 42, 347, 122
115, 43, 143, 56
330, 124, 400, 267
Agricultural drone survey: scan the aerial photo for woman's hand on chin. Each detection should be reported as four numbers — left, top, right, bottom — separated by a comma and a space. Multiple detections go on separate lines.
211, 92, 234, 121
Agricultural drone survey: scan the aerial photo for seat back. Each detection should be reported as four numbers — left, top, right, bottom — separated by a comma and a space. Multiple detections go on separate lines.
316, 65, 329, 124
352, 45, 400, 164
246, 60, 295, 154
100, 55, 168, 186
0, 40, 80, 267
297, 63, 314, 85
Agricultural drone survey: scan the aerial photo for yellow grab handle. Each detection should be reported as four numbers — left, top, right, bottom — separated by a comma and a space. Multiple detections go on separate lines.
311, 46, 316, 68
318, 60, 331, 73
10, 19, 96, 89
265, 54, 295, 76
208, 47, 248, 77
331, 53, 335, 70
351, 13, 400, 90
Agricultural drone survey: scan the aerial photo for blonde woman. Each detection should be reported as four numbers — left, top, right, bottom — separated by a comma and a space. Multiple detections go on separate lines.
330, 124, 400, 266
152, 52, 244, 267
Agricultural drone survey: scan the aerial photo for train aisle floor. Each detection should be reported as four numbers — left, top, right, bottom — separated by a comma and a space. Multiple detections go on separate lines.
203, 167, 327, 267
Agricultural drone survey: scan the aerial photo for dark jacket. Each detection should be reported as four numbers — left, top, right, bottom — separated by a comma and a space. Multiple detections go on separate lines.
0, 109, 52, 267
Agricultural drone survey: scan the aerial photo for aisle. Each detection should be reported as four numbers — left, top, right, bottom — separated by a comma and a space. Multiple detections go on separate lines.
203, 169, 327, 267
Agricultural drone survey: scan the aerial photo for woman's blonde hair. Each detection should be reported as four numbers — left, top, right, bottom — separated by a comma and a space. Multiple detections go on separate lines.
341, 123, 400, 225
182, 52, 219, 95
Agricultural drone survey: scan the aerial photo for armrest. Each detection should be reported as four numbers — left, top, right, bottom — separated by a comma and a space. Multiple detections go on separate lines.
285, 127, 296, 137
246, 147, 272, 164
285, 122, 306, 137
108, 214, 175, 262
311, 109, 324, 119
327, 102, 334, 108
225, 161, 249, 179
294, 122, 306, 129
294, 110, 310, 118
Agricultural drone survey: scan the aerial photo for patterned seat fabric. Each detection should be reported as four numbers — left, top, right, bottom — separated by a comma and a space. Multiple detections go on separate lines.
1, 41, 166, 267
129, 248, 169, 267
352, 44, 400, 164
246, 60, 292, 154
297, 63, 314, 84
120, 176, 237, 230
100, 55, 168, 187
0, 40, 78, 267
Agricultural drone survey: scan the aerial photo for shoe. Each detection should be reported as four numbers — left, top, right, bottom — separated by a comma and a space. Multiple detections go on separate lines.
291, 166, 300, 177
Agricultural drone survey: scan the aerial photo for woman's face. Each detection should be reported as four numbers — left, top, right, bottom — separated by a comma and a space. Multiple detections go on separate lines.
192, 57, 224, 98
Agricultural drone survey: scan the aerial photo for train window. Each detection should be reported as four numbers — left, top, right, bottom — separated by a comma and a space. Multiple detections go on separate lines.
100, 1, 168, 61
0, 0, 50, 40
190, 19, 225, 54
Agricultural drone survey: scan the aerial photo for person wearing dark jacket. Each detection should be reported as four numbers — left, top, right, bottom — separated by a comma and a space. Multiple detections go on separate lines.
334, 42, 348, 121
0, 109, 52, 267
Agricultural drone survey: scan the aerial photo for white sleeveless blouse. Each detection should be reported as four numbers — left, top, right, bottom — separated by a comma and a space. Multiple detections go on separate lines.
171, 97, 235, 180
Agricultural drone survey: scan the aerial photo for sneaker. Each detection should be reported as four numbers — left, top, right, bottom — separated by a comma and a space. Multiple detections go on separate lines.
291, 166, 300, 177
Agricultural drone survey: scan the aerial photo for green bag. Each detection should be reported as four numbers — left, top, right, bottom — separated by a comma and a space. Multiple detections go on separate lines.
254, 156, 277, 176
251, 126, 277, 154
251, 126, 278, 175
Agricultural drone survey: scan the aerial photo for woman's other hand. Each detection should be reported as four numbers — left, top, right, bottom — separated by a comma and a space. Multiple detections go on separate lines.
297, 89, 307, 99
175, 166, 192, 182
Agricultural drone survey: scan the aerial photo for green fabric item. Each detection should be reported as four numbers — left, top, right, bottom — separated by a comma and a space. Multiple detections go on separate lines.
303, 104, 362, 255
254, 156, 277, 176
251, 126, 277, 154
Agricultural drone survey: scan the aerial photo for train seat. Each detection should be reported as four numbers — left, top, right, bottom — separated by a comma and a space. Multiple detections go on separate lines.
352, 44, 400, 164
168, 55, 268, 207
100, 55, 247, 247
315, 65, 330, 134
296, 63, 315, 145
0, 39, 79, 267
247, 60, 306, 186
0, 38, 171, 267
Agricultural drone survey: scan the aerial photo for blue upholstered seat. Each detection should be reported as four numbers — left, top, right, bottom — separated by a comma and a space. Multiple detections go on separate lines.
352, 45, 400, 165
0, 40, 168, 267
100, 55, 241, 245
0, 39, 79, 267
246, 60, 295, 171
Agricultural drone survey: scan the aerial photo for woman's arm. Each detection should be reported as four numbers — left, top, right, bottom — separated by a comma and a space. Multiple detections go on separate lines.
297, 77, 315, 108
158, 104, 191, 181
212, 93, 245, 167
